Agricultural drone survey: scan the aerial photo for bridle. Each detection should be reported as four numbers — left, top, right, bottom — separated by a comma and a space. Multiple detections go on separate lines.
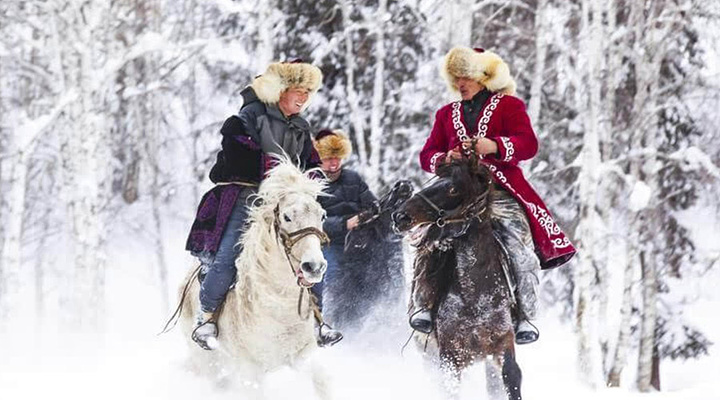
272, 204, 331, 319
356, 180, 413, 228
416, 182, 491, 228
272, 205, 329, 289
416, 167, 492, 244
412, 177, 492, 251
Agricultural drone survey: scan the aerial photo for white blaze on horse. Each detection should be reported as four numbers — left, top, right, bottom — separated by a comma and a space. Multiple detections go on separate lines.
180, 158, 331, 395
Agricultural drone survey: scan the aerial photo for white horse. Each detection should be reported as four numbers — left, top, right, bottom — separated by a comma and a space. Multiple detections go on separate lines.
180, 158, 331, 397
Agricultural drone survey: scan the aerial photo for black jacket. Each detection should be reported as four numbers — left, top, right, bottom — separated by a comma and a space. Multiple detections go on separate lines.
319, 169, 377, 243
209, 87, 320, 184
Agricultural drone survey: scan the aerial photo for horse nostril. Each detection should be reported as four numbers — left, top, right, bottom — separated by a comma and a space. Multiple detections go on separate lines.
301, 261, 320, 274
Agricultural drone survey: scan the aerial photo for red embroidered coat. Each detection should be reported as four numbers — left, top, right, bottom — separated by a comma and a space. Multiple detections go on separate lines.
420, 93, 576, 269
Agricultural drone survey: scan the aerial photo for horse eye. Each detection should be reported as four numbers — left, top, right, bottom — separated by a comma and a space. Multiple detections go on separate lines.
284, 214, 292, 222
321, 214, 327, 222
448, 186, 458, 195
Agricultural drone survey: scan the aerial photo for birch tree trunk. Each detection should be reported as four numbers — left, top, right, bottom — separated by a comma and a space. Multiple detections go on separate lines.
445, 0, 474, 48
340, 0, 368, 168
625, 0, 667, 389
0, 137, 27, 324
59, 1, 111, 332
606, 260, 636, 387
256, 0, 276, 72
637, 250, 659, 391
0, 62, 5, 321
572, 0, 606, 387
366, 0, 387, 192
528, 0, 548, 125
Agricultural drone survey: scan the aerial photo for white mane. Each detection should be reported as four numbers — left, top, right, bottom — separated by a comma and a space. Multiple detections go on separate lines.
232, 157, 325, 334
181, 158, 333, 398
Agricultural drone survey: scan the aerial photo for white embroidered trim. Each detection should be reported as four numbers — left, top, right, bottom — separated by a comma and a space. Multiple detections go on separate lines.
430, 152, 445, 173
487, 164, 572, 249
451, 102, 470, 142
501, 137, 515, 162
476, 94, 503, 138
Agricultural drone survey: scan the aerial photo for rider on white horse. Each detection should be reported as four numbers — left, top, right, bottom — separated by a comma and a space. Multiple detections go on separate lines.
185, 60, 342, 350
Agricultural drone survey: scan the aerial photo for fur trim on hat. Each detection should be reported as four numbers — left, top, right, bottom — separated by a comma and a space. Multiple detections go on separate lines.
251, 62, 323, 110
441, 47, 516, 95
314, 130, 352, 160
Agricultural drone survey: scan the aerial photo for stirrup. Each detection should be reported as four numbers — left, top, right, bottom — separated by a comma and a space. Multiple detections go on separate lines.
515, 319, 539, 345
192, 319, 219, 350
316, 323, 343, 347
409, 309, 433, 334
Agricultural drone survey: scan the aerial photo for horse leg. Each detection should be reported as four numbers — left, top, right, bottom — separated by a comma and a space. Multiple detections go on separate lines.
485, 356, 507, 400
501, 349, 522, 400
437, 352, 464, 400
296, 352, 334, 400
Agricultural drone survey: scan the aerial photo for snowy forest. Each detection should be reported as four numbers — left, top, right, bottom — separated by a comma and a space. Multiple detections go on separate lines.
1, 0, 720, 399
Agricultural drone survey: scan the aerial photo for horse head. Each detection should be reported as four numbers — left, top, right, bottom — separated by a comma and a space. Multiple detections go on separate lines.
392, 157, 494, 248
379, 179, 414, 212
244, 158, 329, 288
344, 179, 414, 251
273, 191, 329, 286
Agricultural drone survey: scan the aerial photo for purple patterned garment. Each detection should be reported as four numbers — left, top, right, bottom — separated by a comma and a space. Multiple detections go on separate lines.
185, 184, 244, 255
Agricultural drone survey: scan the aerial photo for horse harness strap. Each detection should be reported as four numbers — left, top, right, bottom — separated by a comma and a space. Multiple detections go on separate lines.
417, 186, 491, 228
271, 205, 329, 320
279, 227, 330, 252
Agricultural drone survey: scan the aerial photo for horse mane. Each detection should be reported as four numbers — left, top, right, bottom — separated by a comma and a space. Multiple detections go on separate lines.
232, 157, 326, 324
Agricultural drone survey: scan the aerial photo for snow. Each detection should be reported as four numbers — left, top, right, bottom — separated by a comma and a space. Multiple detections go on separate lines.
1, 221, 718, 400
629, 180, 652, 212
3, 303, 719, 400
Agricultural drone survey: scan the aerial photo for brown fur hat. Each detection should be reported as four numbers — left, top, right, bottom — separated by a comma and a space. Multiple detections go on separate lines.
441, 46, 516, 95
251, 61, 323, 110
314, 129, 352, 160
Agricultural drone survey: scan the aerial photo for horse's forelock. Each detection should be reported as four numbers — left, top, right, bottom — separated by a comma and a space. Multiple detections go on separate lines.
257, 159, 325, 209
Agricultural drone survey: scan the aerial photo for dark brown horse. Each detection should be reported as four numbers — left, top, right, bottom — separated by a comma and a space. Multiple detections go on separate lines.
392, 158, 522, 400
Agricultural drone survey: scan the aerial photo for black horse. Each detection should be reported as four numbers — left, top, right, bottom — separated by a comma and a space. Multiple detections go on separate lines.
392, 159, 522, 400
321, 180, 413, 339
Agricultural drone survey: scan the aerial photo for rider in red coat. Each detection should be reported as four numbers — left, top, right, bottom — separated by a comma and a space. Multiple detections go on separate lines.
412, 46, 576, 344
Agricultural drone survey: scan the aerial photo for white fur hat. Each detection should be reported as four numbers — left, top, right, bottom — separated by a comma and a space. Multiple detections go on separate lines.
441, 47, 516, 95
251, 61, 323, 109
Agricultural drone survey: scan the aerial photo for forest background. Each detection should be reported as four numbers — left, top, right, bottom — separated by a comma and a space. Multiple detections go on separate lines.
1, 0, 720, 397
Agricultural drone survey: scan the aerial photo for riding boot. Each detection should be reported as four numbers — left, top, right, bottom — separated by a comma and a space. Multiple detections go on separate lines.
490, 188, 542, 345
408, 248, 443, 334
315, 321, 343, 347
409, 308, 433, 334
192, 311, 219, 350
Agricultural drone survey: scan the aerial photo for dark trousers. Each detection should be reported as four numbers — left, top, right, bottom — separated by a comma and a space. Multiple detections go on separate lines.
310, 244, 342, 310
198, 188, 253, 313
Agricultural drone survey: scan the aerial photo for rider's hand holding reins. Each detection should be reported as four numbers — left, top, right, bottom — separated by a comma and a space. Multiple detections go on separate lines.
463, 138, 498, 156
346, 215, 360, 230
445, 146, 464, 163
